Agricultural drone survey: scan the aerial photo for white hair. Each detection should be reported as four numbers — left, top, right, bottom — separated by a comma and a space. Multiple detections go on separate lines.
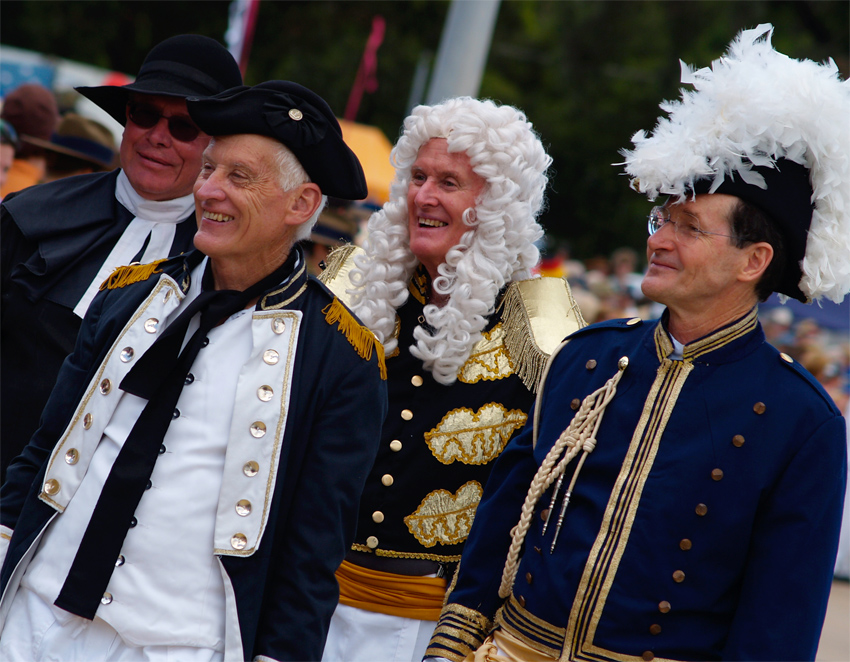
273, 142, 327, 242
349, 97, 552, 384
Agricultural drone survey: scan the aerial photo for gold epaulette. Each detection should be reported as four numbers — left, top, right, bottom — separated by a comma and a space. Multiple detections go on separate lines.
323, 298, 387, 380
98, 259, 167, 291
499, 277, 587, 392
317, 244, 363, 308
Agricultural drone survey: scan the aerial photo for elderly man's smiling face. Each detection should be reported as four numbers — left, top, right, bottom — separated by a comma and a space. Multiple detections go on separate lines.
407, 138, 485, 282
193, 134, 321, 291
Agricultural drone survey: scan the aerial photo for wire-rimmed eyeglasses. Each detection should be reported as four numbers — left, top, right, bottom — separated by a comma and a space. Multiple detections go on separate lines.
647, 206, 735, 244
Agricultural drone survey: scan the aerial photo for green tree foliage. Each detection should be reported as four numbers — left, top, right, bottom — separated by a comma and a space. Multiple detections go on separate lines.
2, 0, 847, 264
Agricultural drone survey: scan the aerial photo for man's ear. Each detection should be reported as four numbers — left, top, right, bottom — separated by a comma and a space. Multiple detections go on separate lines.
283, 183, 323, 227
738, 241, 774, 284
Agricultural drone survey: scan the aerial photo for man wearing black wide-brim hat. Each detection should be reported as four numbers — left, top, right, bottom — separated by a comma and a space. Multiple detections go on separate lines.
0, 80, 387, 661
427, 25, 848, 662
0, 34, 242, 482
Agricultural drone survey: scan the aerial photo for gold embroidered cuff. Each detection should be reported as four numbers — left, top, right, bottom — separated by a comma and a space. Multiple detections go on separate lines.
426, 602, 493, 662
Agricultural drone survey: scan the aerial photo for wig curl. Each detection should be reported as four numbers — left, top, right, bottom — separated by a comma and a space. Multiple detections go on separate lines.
349, 97, 551, 384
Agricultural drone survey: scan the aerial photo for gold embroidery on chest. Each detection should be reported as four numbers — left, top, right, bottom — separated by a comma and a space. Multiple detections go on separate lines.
458, 324, 515, 383
404, 480, 483, 547
425, 403, 527, 465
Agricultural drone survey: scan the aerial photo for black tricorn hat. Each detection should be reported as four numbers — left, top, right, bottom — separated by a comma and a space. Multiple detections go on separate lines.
186, 80, 368, 200
75, 34, 243, 125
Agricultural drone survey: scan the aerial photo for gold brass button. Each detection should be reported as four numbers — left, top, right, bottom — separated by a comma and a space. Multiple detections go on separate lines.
649, 624, 662, 635
235, 500, 252, 517
585, 359, 597, 370
753, 402, 766, 415
401, 409, 413, 421
525, 572, 533, 584
120, 347, 135, 363
711, 468, 724, 481
389, 440, 402, 452
642, 652, 654, 662
243, 461, 259, 477
43, 478, 60, 496
231, 533, 248, 550
115, 555, 125, 567
366, 536, 379, 549
83, 413, 93, 429
518, 595, 526, 608
695, 503, 708, 516
272, 318, 286, 334
250, 421, 267, 438
411, 375, 424, 387
672, 570, 685, 583
99, 379, 112, 395
570, 398, 581, 410
381, 474, 394, 487
288, 108, 304, 121
627, 317, 641, 326
540, 508, 549, 522
658, 601, 671, 613
732, 434, 745, 447
144, 318, 159, 333
263, 349, 280, 365
780, 352, 793, 363
679, 538, 692, 551
372, 511, 385, 523
257, 385, 274, 402
101, 592, 113, 605
65, 449, 79, 465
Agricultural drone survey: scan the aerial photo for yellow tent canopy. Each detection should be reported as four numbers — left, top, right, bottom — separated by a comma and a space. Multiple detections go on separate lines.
338, 119, 396, 205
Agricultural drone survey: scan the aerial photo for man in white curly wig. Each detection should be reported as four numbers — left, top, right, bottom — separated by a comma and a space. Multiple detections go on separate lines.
319, 97, 585, 662
427, 25, 849, 662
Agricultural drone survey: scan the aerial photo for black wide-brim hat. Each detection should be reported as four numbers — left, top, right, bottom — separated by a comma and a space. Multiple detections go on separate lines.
187, 80, 368, 200
75, 34, 243, 126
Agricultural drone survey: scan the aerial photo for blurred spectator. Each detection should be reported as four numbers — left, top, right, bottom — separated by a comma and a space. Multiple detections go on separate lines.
301, 198, 367, 276
0, 83, 60, 197
608, 246, 643, 300
0, 120, 20, 193
22, 113, 117, 182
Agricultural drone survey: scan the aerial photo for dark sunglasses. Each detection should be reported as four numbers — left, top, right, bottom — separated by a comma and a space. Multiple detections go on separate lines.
127, 103, 201, 143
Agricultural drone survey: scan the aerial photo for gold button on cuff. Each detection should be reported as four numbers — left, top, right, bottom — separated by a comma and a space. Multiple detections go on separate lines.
43, 478, 60, 496
372, 511, 385, 523
263, 349, 280, 365
679, 538, 692, 551
235, 500, 252, 517
120, 347, 135, 363
101, 592, 113, 605
732, 434, 745, 447
400, 409, 413, 421
250, 421, 267, 438
658, 601, 671, 613
144, 318, 159, 333
231, 533, 248, 550
649, 624, 662, 635
99, 379, 112, 395
83, 413, 93, 429
627, 317, 641, 326
381, 474, 394, 487
711, 468, 724, 481
518, 595, 526, 608
780, 352, 793, 363
243, 461, 259, 477
411, 375, 424, 387
366, 536, 379, 549
257, 385, 274, 402
65, 449, 79, 465
672, 570, 685, 583
389, 440, 402, 452
289, 108, 304, 121
695, 503, 708, 516
585, 359, 597, 370
753, 402, 766, 415
272, 318, 286, 334
570, 398, 581, 411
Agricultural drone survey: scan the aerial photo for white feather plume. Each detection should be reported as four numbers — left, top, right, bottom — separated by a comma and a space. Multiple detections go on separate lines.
620, 24, 850, 303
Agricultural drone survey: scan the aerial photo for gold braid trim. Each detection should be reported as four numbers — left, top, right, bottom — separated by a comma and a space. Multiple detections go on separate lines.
99, 259, 167, 291
426, 602, 494, 662
500, 278, 587, 393
323, 298, 387, 380
319, 244, 359, 285
349, 543, 462, 563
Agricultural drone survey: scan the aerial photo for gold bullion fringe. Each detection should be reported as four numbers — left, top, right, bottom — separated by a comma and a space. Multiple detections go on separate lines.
99, 259, 166, 291
323, 298, 387, 380
318, 244, 358, 284
500, 283, 546, 393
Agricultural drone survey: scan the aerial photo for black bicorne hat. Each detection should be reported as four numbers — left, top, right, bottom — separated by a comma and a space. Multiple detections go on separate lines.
75, 34, 243, 125
186, 80, 368, 200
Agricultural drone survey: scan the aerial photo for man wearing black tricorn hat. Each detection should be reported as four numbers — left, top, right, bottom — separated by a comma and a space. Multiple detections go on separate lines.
1, 34, 243, 481
427, 25, 848, 662
0, 80, 387, 662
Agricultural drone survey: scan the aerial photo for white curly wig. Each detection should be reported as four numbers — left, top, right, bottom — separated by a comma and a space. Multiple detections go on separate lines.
348, 97, 552, 384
